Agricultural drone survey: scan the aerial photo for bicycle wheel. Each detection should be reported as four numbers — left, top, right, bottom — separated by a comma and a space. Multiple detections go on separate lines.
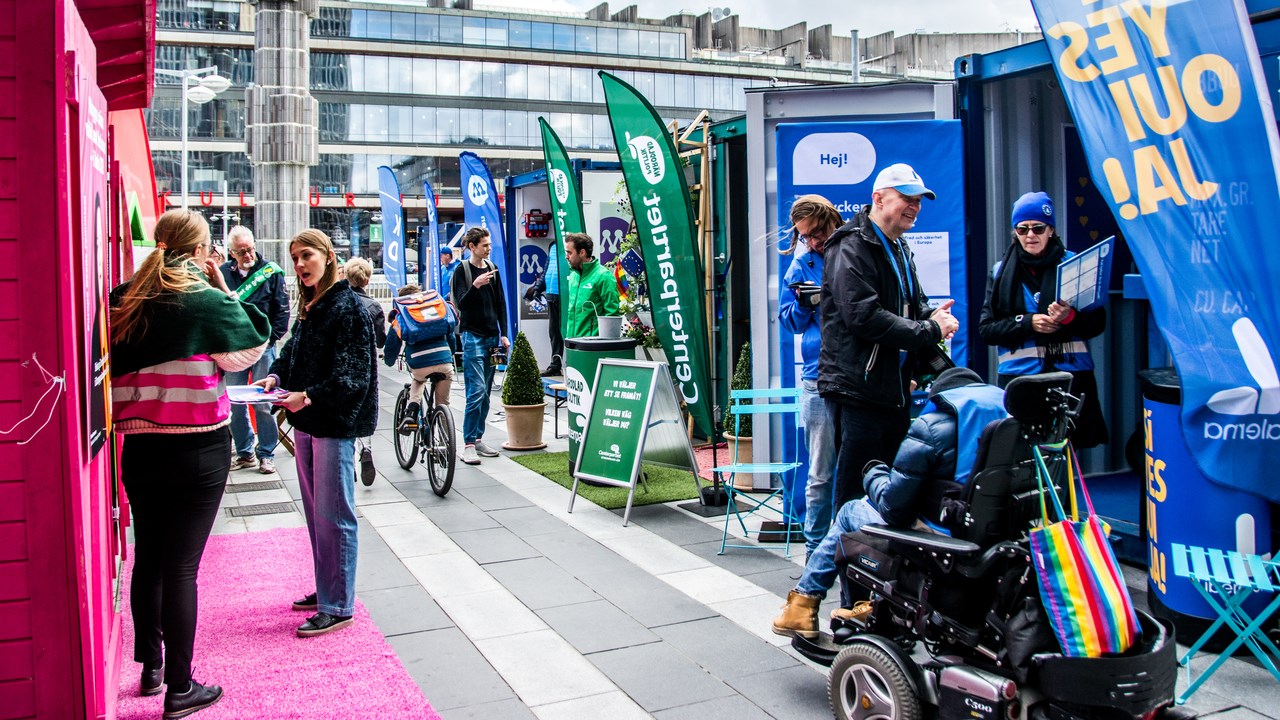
393, 386, 418, 469
424, 405, 456, 496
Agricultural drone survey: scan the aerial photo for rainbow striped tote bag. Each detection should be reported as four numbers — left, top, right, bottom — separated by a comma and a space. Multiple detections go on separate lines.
1029, 442, 1140, 658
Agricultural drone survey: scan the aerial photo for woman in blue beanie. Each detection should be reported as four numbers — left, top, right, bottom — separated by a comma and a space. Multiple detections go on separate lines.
978, 191, 1108, 448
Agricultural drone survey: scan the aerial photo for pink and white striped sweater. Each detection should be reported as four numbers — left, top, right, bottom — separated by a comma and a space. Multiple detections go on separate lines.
112, 344, 267, 434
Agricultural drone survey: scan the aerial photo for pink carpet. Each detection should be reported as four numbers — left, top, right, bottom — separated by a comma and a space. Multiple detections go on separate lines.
694, 441, 730, 481
116, 527, 442, 720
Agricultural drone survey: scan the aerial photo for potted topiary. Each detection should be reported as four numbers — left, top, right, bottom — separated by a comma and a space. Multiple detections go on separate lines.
501, 332, 547, 450
725, 341, 754, 490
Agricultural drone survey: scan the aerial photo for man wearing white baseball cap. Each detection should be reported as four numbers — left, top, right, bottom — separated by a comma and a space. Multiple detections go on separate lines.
817, 162, 960, 512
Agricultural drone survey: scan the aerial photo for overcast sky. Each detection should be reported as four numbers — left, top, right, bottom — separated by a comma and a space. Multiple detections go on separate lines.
484, 0, 1042, 37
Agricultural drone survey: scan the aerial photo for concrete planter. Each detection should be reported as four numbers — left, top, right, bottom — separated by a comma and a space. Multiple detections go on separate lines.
723, 431, 755, 490
502, 402, 547, 450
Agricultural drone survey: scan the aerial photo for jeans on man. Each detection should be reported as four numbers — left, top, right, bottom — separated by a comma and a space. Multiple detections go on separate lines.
461, 331, 498, 444
829, 398, 910, 509
800, 380, 837, 554
796, 497, 886, 597
226, 346, 279, 460
294, 430, 358, 617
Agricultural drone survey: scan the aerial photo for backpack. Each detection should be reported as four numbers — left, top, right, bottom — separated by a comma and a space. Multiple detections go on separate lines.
392, 290, 455, 343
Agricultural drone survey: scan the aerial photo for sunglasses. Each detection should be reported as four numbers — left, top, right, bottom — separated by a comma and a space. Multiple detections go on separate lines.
1015, 223, 1049, 236
230, 247, 255, 257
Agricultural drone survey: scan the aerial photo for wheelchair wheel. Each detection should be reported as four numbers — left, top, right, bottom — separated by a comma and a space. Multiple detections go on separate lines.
393, 387, 418, 469
424, 405, 455, 496
829, 641, 921, 720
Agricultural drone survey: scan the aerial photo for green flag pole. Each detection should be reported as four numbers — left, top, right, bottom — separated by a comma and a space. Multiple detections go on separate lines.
600, 71, 715, 440
537, 118, 580, 344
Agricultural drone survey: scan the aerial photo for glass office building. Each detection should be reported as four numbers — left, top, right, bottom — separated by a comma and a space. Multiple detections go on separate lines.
148, 0, 859, 248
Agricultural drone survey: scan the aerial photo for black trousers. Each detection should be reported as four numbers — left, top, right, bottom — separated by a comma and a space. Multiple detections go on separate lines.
546, 294, 564, 370
829, 398, 911, 509
123, 428, 231, 689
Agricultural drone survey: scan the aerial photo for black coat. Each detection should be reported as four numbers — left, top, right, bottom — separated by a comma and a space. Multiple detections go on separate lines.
270, 281, 378, 439
220, 255, 291, 344
818, 208, 941, 409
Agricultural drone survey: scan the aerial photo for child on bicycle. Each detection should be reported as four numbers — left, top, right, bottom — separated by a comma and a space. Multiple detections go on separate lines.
385, 285, 454, 434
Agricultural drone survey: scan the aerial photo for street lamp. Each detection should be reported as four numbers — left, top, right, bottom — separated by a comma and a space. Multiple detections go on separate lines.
154, 66, 231, 209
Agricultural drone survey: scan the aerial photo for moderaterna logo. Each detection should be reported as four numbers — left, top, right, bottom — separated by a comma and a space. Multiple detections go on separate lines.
549, 169, 570, 204
625, 132, 665, 185
1204, 317, 1280, 440
467, 176, 489, 206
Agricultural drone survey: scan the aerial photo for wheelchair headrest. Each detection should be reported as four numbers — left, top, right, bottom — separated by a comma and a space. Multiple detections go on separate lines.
1003, 372, 1073, 425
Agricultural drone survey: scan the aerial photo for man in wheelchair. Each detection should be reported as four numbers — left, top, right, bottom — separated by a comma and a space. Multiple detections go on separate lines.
779, 369, 1187, 720
773, 367, 1007, 638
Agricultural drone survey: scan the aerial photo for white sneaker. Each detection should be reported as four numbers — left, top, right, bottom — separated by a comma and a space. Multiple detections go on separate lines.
460, 444, 481, 465
474, 440, 499, 458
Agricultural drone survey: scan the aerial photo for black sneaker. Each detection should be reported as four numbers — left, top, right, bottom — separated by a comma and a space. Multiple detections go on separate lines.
297, 611, 353, 638
163, 680, 222, 719
140, 660, 164, 696
540, 366, 561, 377
291, 592, 317, 611
397, 402, 420, 435
360, 447, 375, 487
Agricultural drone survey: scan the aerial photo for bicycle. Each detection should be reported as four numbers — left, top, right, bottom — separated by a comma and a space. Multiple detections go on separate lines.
392, 371, 455, 496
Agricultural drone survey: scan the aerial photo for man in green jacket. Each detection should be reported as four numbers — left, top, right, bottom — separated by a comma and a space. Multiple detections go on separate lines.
564, 231, 620, 338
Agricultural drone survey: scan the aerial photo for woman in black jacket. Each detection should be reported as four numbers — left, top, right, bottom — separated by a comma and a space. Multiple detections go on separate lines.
979, 191, 1107, 448
258, 229, 377, 636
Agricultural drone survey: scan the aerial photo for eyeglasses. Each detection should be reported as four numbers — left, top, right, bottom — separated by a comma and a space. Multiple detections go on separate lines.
1015, 223, 1049, 236
230, 247, 255, 257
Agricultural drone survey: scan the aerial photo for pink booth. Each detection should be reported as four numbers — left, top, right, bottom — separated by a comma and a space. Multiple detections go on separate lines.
0, 2, 155, 718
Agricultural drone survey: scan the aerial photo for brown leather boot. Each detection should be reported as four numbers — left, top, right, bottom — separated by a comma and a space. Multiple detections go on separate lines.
771, 590, 822, 638
831, 600, 874, 624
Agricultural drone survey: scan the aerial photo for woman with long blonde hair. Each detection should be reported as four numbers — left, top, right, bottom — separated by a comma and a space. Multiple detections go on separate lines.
110, 209, 270, 718
257, 229, 377, 637
779, 194, 844, 557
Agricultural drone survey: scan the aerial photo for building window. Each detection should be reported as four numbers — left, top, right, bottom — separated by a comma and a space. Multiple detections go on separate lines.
416, 13, 439, 43
575, 26, 595, 53
392, 12, 416, 42
366, 11, 392, 40
618, 28, 639, 55
439, 15, 463, 44
639, 31, 660, 57
553, 24, 574, 52
661, 32, 684, 59
486, 19, 508, 47
509, 20, 531, 49
597, 27, 618, 54
463, 17, 486, 45
531, 22, 554, 50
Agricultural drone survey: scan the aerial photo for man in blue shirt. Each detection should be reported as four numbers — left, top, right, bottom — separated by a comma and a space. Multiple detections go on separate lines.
542, 242, 563, 377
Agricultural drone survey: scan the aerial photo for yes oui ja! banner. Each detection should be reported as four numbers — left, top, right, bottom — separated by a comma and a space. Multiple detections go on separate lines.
1031, 0, 1280, 500
460, 151, 514, 341
600, 71, 714, 439
538, 118, 580, 340
377, 165, 406, 291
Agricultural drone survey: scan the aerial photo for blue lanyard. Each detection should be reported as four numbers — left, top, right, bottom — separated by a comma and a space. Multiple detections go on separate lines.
873, 224, 913, 305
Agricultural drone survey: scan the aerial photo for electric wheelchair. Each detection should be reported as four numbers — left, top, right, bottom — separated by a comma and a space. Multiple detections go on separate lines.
792, 372, 1186, 720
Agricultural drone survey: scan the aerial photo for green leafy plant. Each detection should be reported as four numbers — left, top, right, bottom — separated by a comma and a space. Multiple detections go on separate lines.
501, 332, 544, 406
729, 341, 752, 437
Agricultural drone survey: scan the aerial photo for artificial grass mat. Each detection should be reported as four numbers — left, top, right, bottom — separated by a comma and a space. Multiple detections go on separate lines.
510, 451, 700, 510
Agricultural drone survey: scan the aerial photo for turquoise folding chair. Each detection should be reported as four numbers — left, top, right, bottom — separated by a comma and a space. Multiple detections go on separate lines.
713, 387, 802, 558
1170, 542, 1280, 704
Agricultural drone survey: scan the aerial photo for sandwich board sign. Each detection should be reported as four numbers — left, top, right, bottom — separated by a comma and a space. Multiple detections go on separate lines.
570, 359, 699, 525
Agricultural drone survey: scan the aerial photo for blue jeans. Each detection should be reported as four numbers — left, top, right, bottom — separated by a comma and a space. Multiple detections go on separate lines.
797, 497, 886, 598
461, 331, 498, 444
801, 380, 836, 553
294, 430, 358, 617
226, 346, 279, 460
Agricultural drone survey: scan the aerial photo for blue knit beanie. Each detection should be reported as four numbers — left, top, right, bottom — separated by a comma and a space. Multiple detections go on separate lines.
1011, 191, 1055, 227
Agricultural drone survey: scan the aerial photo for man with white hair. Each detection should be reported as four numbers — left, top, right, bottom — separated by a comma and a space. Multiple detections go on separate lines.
220, 225, 291, 474
818, 163, 960, 510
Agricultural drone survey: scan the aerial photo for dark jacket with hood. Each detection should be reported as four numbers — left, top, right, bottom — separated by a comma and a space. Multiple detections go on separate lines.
270, 280, 378, 439
818, 207, 942, 409
220, 254, 291, 345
